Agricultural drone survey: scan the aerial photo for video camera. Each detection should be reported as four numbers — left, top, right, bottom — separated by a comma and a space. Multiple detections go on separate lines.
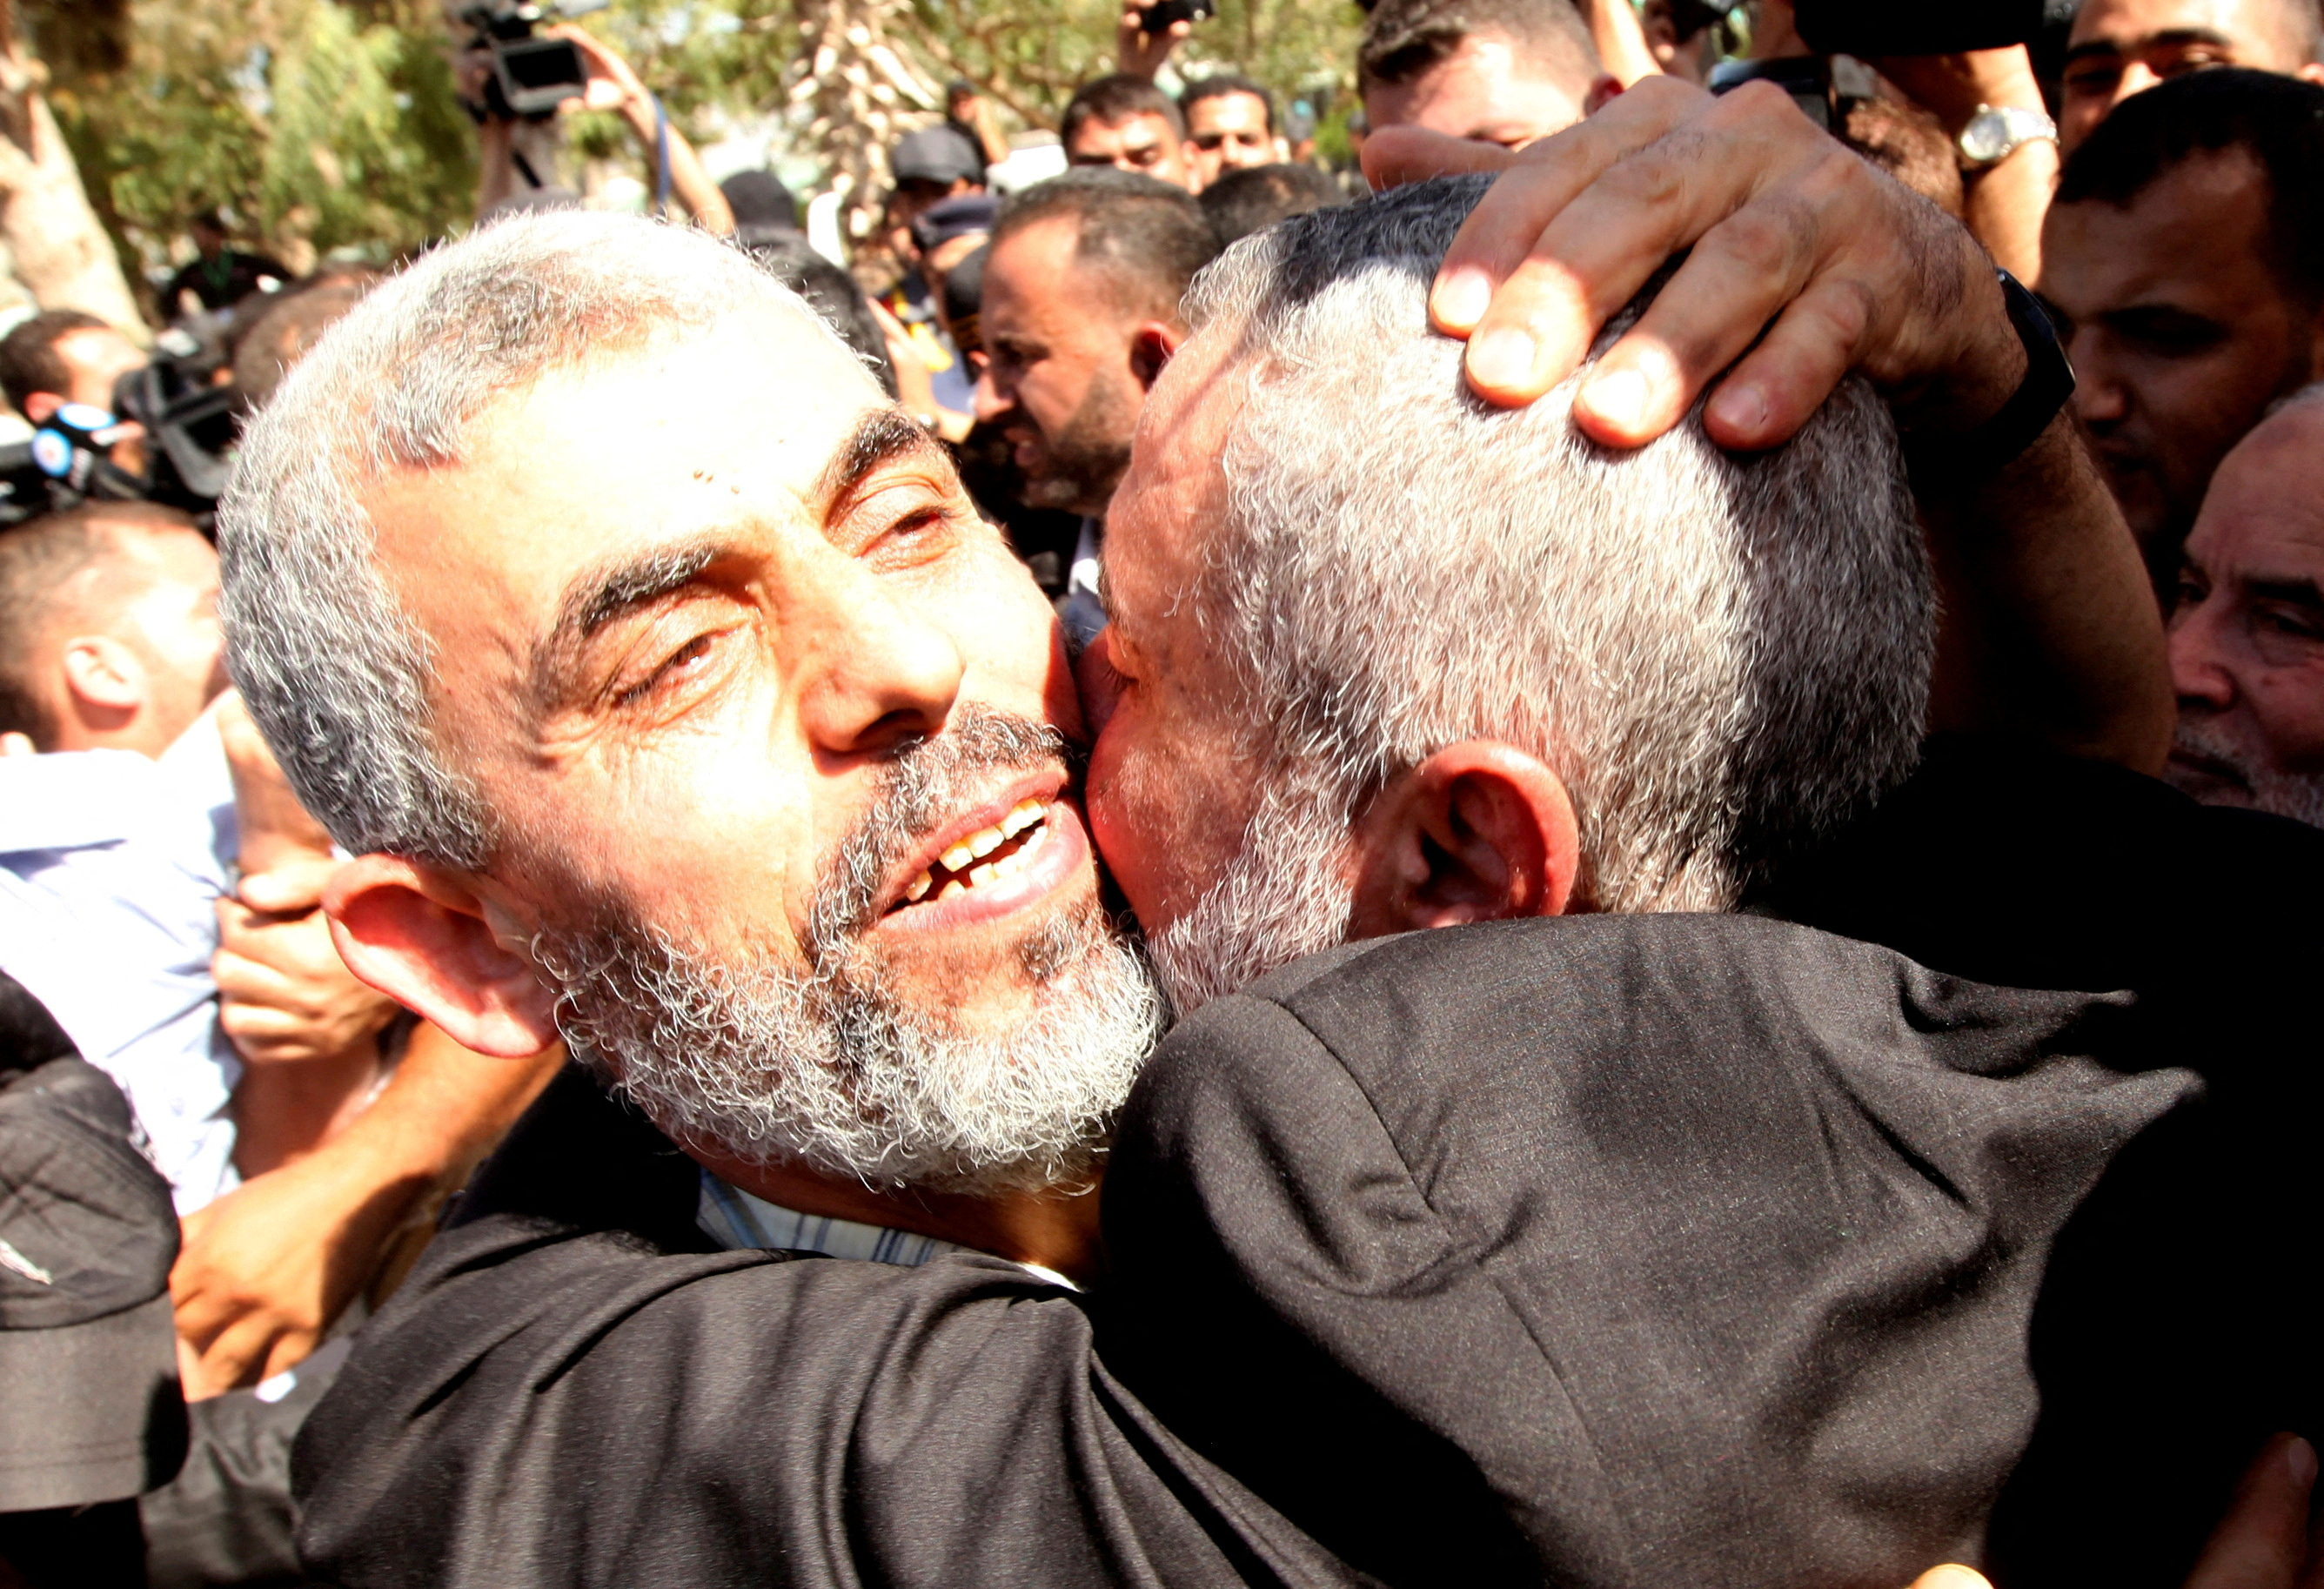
1709, 0, 2054, 132
0, 324, 240, 530
455, 0, 609, 122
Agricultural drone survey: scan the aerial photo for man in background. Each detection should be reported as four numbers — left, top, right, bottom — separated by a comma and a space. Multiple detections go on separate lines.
973, 170, 1218, 643
0, 310, 150, 476
2166, 384, 2324, 827
1062, 75, 1199, 191
0, 501, 220, 761
1181, 75, 1285, 188
2061, 0, 2324, 151
161, 211, 290, 321
2039, 69, 2324, 587
1359, 0, 1616, 150
1200, 162, 1343, 247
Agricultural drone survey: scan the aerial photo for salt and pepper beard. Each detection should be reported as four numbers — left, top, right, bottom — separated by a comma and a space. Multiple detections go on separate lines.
2166, 720, 2324, 831
527, 709, 1166, 1197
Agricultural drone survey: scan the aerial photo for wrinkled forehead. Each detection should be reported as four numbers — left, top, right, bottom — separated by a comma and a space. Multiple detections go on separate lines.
358, 300, 891, 652
2195, 402, 2324, 560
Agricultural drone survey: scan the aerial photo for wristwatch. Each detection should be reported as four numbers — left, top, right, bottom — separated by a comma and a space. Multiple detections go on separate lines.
1903, 269, 2076, 483
1957, 104, 2058, 170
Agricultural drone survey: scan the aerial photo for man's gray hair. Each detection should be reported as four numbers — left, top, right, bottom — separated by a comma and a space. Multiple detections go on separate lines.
218, 211, 868, 868
1184, 176, 1935, 914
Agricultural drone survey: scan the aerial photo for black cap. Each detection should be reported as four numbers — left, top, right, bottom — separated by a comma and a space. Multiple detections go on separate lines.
721, 170, 800, 236
0, 981, 186, 1510
891, 124, 985, 188
910, 194, 998, 256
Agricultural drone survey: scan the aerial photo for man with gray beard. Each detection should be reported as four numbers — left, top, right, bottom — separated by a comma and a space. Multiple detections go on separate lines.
237, 80, 2308, 1589
2165, 384, 2324, 828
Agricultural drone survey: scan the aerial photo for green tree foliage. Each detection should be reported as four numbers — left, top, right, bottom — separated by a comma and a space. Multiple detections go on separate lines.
39, 0, 475, 292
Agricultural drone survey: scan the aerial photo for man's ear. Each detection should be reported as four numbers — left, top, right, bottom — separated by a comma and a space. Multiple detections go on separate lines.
1129, 321, 1186, 392
324, 854, 561, 1059
21, 392, 60, 425
1583, 73, 1624, 117
60, 635, 146, 721
1344, 740, 1580, 938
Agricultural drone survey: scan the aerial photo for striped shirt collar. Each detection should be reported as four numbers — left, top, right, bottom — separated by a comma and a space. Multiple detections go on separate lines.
694, 1167, 1082, 1291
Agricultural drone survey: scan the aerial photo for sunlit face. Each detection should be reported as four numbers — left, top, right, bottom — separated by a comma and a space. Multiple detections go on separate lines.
974, 217, 1146, 518
1185, 91, 1278, 188
112, 526, 226, 749
2059, 0, 2324, 152
2166, 401, 2324, 824
362, 305, 1106, 1042
2040, 147, 2321, 570
1363, 31, 1590, 151
1064, 112, 1196, 191
1082, 326, 1297, 930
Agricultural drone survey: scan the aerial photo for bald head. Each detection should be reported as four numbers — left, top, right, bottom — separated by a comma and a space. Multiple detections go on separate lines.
0, 502, 221, 754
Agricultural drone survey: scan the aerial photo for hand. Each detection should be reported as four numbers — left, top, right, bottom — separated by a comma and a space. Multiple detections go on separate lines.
1115, 0, 1189, 81
1363, 76, 2024, 453
214, 861, 397, 1067
171, 1143, 419, 1396
548, 23, 650, 117
2184, 1434, 2324, 1589
867, 297, 941, 422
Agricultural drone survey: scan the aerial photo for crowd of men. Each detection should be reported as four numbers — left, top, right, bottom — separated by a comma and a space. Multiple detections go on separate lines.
1, 0, 2321, 1585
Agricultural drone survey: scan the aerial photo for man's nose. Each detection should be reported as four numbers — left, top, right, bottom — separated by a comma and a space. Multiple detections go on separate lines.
795, 573, 967, 758
972, 364, 1009, 426
2069, 335, 2128, 429
2168, 602, 2237, 711
2111, 61, 2162, 114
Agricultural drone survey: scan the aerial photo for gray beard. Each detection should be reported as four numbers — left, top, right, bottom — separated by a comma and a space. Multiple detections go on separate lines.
2165, 719, 2324, 830
1143, 760, 1356, 1016
528, 710, 1166, 1197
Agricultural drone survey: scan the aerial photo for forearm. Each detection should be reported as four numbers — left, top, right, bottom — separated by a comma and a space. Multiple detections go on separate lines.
1921, 414, 2172, 771
475, 117, 519, 222
1962, 138, 2057, 285
341, 1022, 564, 1195
621, 96, 733, 233
1580, 0, 1662, 87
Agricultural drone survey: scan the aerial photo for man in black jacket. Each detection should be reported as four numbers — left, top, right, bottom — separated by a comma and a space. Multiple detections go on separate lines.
222, 83, 2302, 1589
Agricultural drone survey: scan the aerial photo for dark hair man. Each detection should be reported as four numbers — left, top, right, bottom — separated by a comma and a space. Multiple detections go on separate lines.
162, 212, 291, 320
1359, 0, 1617, 149
1061, 74, 1197, 191
0, 502, 223, 757
1199, 160, 1343, 246
886, 124, 987, 251
1180, 74, 1281, 188
2166, 384, 2324, 824
2039, 69, 2324, 586
973, 169, 1218, 640
0, 309, 151, 476
2060, 0, 2324, 152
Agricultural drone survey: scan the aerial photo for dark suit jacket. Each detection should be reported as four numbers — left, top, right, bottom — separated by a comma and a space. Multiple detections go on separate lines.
292, 908, 2245, 1587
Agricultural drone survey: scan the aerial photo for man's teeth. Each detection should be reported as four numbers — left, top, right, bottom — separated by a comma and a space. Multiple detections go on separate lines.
902, 801, 1050, 907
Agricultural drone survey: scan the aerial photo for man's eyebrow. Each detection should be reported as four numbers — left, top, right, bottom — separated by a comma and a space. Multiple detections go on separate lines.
810, 407, 948, 516
2064, 27, 2235, 63
2245, 576, 2324, 607
530, 537, 729, 707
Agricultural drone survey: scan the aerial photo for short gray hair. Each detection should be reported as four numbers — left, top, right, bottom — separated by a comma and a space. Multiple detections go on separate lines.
1182, 176, 1935, 912
218, 211, 862, 868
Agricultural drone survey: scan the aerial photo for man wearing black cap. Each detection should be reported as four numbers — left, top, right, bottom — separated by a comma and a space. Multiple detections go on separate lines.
0, 969, 186, 1589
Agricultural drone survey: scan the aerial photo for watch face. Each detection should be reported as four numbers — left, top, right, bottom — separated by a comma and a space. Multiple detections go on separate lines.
1961, 114, 2009, 163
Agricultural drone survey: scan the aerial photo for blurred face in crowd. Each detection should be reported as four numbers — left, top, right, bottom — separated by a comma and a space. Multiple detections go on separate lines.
1184, 91, 1277, 188
975, 215, 1162, 518
887, 177, 980, 265
2166, 398, 2324, 825
2061, 0, 2324, 151
23, 325, 151, 476
1363, 30, 1603, 150
1065, 114, 1195, 191
2040, 146, 2323, 571
30, 514, 224, 758
349, 302, 1155, 1189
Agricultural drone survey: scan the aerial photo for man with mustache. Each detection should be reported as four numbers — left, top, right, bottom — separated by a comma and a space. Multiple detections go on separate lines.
233, 85, 2301, 1589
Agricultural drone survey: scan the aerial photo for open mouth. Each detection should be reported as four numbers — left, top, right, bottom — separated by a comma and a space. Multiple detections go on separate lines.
889, 798, 1053, 914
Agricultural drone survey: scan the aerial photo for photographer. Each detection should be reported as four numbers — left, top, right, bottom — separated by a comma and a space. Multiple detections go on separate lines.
467, 22, 733, 235
0, 310, 150, 479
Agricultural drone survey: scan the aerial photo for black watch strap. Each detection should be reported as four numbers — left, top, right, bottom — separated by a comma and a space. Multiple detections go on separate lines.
1904, 269, 2075, 482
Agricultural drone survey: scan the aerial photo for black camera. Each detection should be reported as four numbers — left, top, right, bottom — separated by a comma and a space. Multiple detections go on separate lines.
455, 0, 607, 122
1141, 0, 1216, 34
112, 357, 238, 515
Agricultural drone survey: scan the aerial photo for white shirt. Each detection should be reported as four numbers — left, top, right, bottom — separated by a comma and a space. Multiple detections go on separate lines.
695, 1168, 1079, 1291
0, 726, 240, 1211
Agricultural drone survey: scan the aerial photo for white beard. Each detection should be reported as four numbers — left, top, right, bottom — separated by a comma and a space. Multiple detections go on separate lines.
2166, 719, 2324, 830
